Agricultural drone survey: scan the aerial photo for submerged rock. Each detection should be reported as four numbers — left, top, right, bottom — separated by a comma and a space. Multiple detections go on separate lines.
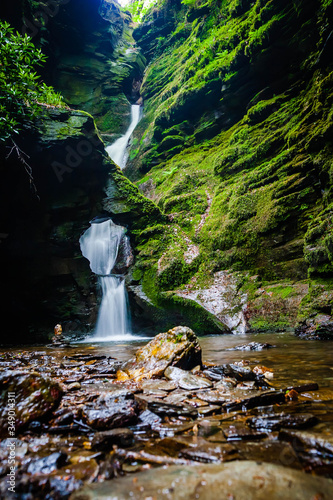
118, 326, 202, 381
70, 460, 333, 499
229, 342, 275, 351
0, 370, 62, 436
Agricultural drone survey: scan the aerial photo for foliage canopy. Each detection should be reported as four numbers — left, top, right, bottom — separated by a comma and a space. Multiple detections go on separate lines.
0, 21, 64, 142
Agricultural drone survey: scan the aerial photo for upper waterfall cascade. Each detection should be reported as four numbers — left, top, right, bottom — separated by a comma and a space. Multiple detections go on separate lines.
106, 104, 141, 169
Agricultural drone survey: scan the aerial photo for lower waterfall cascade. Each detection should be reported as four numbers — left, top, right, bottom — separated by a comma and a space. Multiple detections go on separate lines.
79, 217, 132, 340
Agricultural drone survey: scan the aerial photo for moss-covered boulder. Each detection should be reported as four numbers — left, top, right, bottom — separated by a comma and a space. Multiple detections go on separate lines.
117, 326, 202, 381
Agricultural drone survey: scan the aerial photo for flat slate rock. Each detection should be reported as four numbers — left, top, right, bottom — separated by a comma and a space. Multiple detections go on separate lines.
70, 460, 333, 499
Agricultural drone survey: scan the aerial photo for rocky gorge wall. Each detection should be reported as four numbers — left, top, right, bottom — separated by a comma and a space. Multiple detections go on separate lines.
1, 0, 333, 342
0, 0, 162, 343
122, 0, 333, 337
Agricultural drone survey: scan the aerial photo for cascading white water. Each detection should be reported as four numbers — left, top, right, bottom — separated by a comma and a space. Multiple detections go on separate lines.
79, 218, 131, 340
106, 105, 141, 169
95, 276, 130, 338
80, 219, 124, 275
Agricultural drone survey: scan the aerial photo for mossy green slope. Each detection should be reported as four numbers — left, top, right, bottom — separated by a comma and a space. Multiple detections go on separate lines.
123, 0, 333, 330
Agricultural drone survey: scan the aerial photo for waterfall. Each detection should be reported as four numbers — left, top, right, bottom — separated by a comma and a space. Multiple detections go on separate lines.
106, 105, 141, 169
79, 218, 131, 340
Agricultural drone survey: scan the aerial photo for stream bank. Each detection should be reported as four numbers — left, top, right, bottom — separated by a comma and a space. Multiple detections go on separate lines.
1, 330, 333, 498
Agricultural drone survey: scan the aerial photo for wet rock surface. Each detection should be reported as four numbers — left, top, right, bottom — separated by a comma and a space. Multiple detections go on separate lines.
0, 370, 62, 436
70, 461, 333, 500
118, 326, 202, 381
1, 330, 333, 498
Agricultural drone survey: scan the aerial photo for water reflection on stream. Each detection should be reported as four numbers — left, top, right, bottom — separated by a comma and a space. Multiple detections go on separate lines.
63, 332, 333, 388
5, 331, 330, 389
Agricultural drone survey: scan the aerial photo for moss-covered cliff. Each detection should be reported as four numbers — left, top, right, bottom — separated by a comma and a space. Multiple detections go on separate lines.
1, 0, 146, 141
123, 0, 333, 335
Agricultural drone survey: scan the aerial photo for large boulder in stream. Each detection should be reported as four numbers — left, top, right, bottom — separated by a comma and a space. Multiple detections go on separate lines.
117, 326, 202, 381
0, 371, 62, 436
70, 460, 333, 499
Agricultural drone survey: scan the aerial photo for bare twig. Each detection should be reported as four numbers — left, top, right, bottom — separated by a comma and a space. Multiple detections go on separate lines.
6, 139, 40, 200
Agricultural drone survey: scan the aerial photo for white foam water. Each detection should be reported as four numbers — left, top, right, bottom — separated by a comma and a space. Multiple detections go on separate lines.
79, 218, 132, 340
106, 104, 141, 169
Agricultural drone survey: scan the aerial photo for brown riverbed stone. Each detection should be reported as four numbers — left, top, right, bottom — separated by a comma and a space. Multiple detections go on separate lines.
69, 460, 333, 499
0, 370, 62, 436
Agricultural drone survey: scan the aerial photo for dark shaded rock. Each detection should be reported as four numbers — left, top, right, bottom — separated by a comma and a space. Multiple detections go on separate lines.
82, 392, 139, 430
204, 364, 256, 382
223, 423, 267, 441
53, 412, 75, 426
228, 342, 275, 351
27, 452, 67, 475
118, 326, 202, 381
247, 413, 318, 431
92, 428, 134, 450
179, 442, 238, 463
0, 371, 62, 436
147, 401, 198, 418
223, 390, 286, 412
296, 314, 333, 340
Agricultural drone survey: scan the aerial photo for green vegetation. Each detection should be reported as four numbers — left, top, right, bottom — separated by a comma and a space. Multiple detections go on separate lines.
121, 0, 333, 329
0, 21, 64, 141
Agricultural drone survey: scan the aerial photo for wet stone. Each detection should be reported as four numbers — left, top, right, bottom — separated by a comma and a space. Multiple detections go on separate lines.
228, 342, 275, 351
223, 390, 285, 412
147, 401, 198, 418
82, 393, 139, 430
140, 380, 177, 392
197, 405, 222, 416
204, 364, 256, 382
27, 451, 67, 475
70, 461, 333, 499
0, 370, 62, 436
236, 441, 301, 469
195, 390, 226, 404
91, 428, 134, 450
223, 423, 267, 441
138, 409, 163, 427
247, 413, 318, 431
53, 411, 74, 426
180, 442, 238, 463
178, 373, 213, 390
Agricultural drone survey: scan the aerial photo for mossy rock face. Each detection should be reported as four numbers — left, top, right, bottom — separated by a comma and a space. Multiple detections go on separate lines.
123, 0, 333, 329
304, 204, 333, 276
13, 0, 146, 137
